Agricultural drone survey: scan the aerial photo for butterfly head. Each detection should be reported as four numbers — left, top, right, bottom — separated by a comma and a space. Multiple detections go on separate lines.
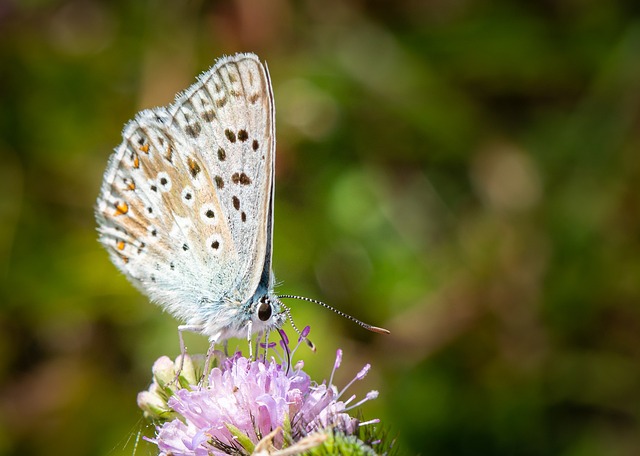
252, 294, 286, 332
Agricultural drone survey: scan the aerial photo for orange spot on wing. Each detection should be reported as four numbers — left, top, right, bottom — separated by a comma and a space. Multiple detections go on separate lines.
120, 255, 129, 264
114, 201, 129, 215
188, 157, 201, 177
116, 240, 125, 251
139, 143, 149, 153
133, 154, 140, 169
123, 178, 136, 191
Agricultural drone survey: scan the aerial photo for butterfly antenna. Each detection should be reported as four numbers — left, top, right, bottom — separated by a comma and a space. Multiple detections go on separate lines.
278, 295, 390, 335
277, 299, 316, 351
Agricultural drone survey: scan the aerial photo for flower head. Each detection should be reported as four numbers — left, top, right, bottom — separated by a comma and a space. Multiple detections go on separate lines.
138, 330, 384, 455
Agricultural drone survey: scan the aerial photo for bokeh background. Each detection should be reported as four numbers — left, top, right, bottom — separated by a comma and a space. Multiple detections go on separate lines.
2, 0, 640, 455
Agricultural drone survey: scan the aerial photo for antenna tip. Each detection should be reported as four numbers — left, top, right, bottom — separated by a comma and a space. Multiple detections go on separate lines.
368, 326, 391, 335
306, 338, 317, 352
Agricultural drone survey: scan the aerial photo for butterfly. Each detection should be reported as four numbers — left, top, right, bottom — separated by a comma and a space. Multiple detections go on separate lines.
95, 53, 388, 350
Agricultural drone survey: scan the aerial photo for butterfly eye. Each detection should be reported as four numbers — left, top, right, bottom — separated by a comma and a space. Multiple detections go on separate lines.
258, 299, 272, 321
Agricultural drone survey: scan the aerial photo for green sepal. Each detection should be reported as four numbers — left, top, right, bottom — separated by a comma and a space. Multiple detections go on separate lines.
225, 422, 255, 454
281, 413, 292, 448
306, 431, 377, 456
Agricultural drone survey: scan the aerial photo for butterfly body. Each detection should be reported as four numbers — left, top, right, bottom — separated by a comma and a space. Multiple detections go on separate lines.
96, 53, 284, 343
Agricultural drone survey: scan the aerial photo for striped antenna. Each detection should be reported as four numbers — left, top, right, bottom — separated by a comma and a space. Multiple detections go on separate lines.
277, 295, 390, 335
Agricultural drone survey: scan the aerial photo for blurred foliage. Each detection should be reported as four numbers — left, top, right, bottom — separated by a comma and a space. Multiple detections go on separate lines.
1, 0, 640, 455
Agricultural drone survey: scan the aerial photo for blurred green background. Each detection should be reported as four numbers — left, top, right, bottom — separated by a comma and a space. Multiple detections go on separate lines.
2, 0, 640, 455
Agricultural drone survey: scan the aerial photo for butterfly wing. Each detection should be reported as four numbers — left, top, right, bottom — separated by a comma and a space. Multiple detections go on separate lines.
95, 53, 275, 335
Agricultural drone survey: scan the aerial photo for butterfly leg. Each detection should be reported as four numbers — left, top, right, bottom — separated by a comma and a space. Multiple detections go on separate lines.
261, 330, 269, 362
201, 340, 218, 386
253, 330, 264, 362
175, 324, 204, 385
246, 320, 253, 359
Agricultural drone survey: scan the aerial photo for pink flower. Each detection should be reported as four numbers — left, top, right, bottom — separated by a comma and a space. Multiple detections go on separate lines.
139, 331, 380, 455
